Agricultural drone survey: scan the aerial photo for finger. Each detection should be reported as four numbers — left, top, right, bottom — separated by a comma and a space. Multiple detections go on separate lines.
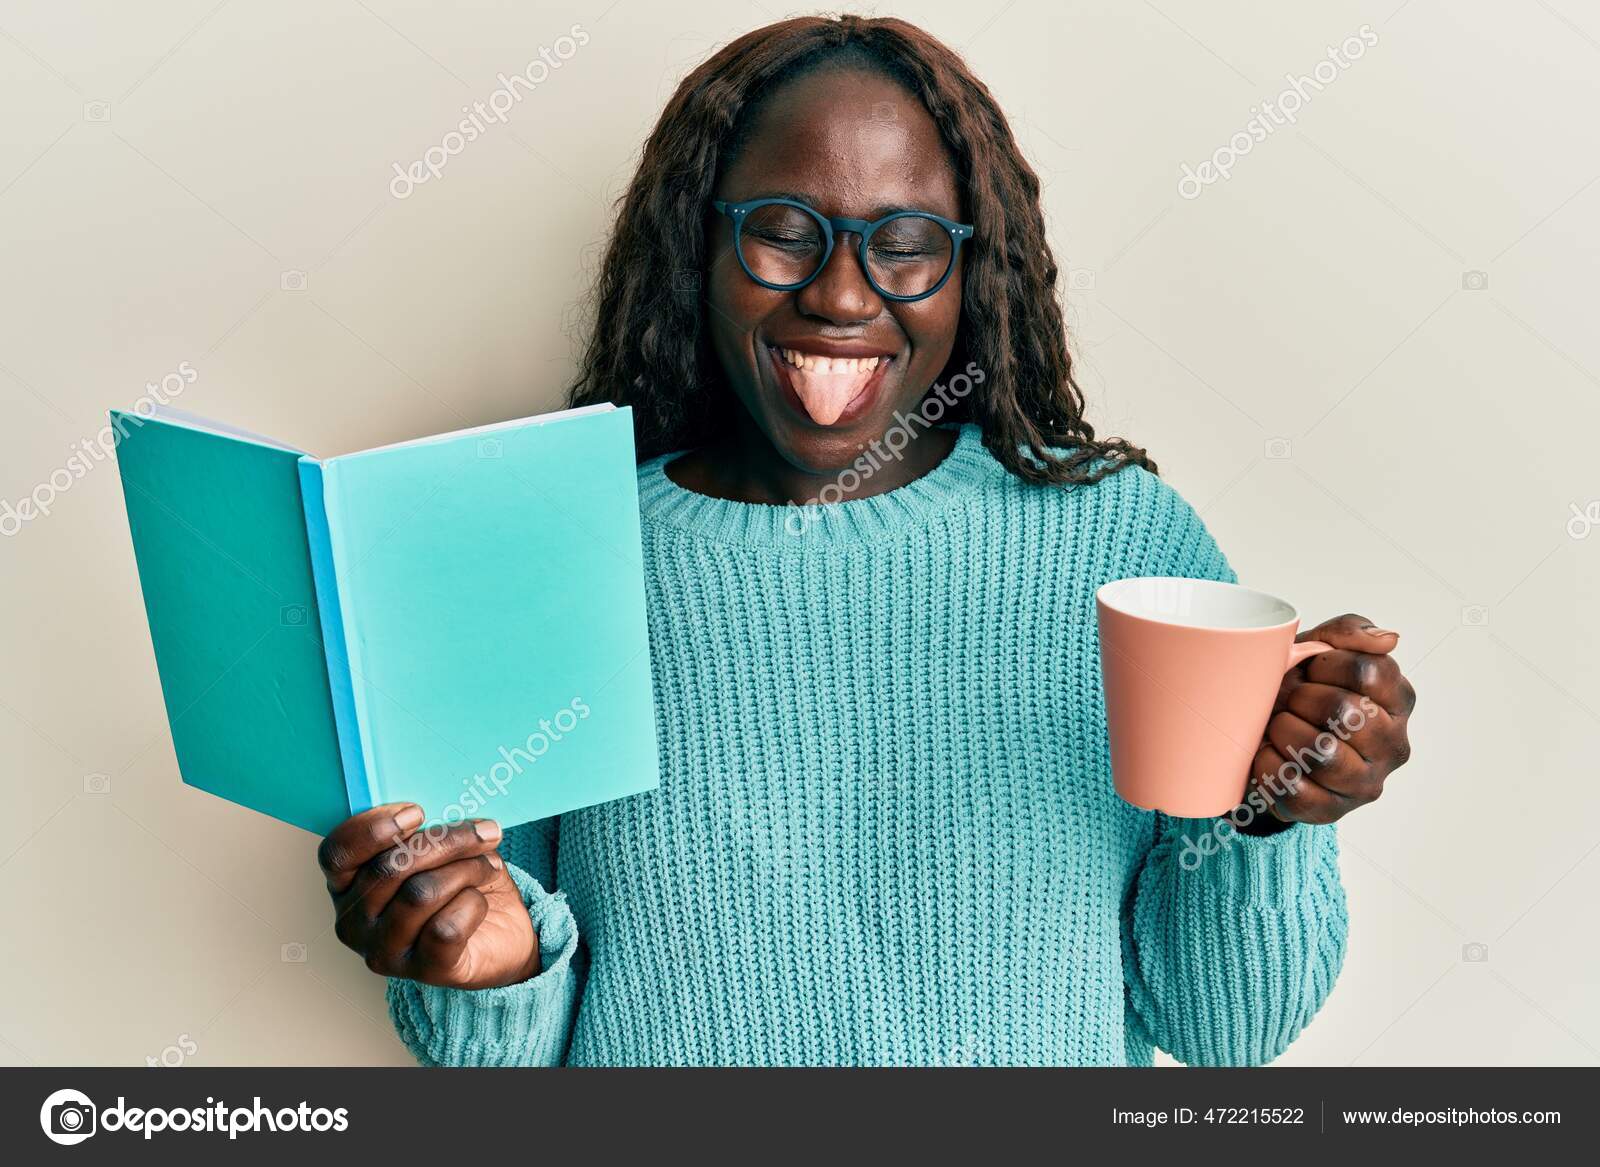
318, 803, 426, 894
1249, 743, 1296, 822
1272, 664, 1309, 710
1300, 613, 1401, 655
411, 887, 492, 986
1250, 742, 1352, 825
366, 854, 503, 973
1302, 650, 1413, 716
1284, 681, 1396, 764
337, 819, 502, 934
1265, 710, 1372, 797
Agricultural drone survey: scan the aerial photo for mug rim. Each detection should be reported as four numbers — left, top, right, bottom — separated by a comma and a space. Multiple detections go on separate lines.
1095, 576, 1303, 633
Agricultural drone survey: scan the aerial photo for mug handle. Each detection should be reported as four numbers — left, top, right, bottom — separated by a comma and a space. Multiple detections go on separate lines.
1286, 639, 1334, 670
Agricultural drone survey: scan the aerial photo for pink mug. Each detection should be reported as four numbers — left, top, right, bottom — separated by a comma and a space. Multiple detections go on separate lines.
1095, 576, 1331, 817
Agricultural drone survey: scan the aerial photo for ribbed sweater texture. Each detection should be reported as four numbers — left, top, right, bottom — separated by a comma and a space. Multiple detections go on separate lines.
387, 424, 1348, 1066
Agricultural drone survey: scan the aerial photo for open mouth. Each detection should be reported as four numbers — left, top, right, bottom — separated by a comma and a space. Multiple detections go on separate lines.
767, 344, 895, 427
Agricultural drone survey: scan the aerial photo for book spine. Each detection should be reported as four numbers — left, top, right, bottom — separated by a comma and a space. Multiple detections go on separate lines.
297, 457, 378, 815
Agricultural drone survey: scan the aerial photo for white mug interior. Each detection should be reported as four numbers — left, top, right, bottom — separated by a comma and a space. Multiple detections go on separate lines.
1097, 576, 1299, 631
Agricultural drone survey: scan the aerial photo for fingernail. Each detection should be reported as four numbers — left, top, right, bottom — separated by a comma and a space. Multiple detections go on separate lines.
486, 852, 504, 870
1361, 624, 1399, 639
473, 819, 501, 843
393, 805, 425, 832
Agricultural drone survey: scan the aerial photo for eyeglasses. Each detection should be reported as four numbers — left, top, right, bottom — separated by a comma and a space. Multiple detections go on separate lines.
711, 197, 973, 303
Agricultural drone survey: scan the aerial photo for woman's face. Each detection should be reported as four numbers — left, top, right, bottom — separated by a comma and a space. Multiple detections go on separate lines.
707, 67, 964, 474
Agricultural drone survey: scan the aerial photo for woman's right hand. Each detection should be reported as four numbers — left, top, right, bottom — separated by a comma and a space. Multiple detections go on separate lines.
318, 803, 540, 990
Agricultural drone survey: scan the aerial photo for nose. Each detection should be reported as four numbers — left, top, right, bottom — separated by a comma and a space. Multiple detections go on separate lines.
794, 232, 882, 325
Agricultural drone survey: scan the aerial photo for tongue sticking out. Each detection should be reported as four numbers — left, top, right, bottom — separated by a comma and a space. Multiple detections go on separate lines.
780, 352, 884, 426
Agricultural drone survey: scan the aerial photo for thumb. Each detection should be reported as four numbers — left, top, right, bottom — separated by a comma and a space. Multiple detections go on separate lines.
1300, 612, 1401, 654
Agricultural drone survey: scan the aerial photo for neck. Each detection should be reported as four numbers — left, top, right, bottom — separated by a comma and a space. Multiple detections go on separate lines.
667, 414, 960, 506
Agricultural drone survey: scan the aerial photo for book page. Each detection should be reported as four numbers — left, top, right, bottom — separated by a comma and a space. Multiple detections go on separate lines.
337, 403, 615, 459
141, 405, 308, 455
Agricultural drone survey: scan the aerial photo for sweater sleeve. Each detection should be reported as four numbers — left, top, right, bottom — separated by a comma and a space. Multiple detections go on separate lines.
1122, 816, 1348, 1065
1117, 471, 1349, 1065
386, 816, 586, 1066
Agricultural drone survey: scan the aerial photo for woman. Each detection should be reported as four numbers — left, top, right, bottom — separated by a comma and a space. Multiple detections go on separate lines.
317, 15, 1415, 1066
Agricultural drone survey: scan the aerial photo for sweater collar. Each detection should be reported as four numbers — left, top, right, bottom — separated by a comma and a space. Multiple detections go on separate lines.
636, 424, 1000, 547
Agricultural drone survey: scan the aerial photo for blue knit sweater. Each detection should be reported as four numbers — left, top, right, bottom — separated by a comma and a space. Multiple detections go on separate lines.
387, 423, 1348, 1066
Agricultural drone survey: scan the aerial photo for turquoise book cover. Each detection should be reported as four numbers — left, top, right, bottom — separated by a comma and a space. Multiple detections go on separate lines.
111, 404, 659, 836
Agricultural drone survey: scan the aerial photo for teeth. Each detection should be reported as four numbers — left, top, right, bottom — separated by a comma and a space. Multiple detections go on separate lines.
778, 348, 884, 373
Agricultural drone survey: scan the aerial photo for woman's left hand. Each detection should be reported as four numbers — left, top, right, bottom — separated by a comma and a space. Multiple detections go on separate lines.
1241, 613, 1417, 830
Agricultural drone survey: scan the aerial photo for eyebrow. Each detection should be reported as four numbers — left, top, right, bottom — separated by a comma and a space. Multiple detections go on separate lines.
732, 190, 949, 220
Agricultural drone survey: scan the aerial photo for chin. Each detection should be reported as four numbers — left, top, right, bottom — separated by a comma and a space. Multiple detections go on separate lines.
764, 417, 873, 475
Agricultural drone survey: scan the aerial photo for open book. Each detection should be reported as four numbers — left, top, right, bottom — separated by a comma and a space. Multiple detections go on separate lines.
111, 403, 659, 835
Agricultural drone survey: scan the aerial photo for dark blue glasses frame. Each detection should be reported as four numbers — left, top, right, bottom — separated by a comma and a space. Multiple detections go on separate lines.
711, 197, 973, 303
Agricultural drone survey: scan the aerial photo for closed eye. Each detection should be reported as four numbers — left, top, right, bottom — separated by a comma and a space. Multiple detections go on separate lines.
750, 231, 821, 251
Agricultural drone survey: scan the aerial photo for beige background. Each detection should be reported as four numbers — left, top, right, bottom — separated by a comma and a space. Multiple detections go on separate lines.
2, 0, 1596, 1066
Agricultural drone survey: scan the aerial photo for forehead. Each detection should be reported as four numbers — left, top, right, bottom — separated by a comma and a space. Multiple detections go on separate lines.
720, 66, 961, 219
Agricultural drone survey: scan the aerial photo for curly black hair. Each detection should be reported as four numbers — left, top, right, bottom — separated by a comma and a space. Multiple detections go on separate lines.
566, 13, 1155, 484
